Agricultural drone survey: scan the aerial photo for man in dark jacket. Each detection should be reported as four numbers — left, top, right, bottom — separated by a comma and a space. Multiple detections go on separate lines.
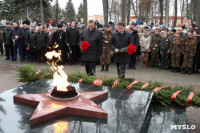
66, 21, 80, 64
35, 26, 48, 63
51, 24, 67, 64
110, 22, 135, 79
2, 22, 13, 60
28, 25, 36, 61
126, 26, 139, 69
80, 20, 102, 76
12, 21, 24, 62
23, 23, 30, 60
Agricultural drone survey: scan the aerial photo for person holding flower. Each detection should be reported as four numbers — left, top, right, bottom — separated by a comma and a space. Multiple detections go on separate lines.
80, 20, 102, 76
110, 22, 137, 79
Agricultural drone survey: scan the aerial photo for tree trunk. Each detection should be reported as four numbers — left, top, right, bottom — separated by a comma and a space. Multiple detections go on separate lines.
195, 0, 200, 26
159, 0, 163, 25
102, 0, 108, 24
173, 0, 177, 28
121, 0, 125, 23
165, 0, 169, 27
83, 0, 88, 26
181, 0, 184, 26
127, 0, 131, 25
40, 0, 44, 25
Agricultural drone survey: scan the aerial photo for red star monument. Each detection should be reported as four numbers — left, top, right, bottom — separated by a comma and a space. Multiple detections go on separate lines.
14, 91, 108, 126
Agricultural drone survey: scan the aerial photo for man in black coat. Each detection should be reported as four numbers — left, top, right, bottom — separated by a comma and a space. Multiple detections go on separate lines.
2, 22, 13, 60
80, 20, 102, 76
51, 24, 67, 64
110, 22, 135, 79
66, 21, 80, 64
126, 26, 139, 69
23, 23, 30, 60
35, 26, 48, 63
12, 21, 24, 62
28, 25, 36, 61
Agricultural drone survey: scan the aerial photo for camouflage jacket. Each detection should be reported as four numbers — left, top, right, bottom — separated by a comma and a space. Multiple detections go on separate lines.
159, 37, 171, 52
182, 37, 197, 55
150, 34, 161, 52
170, 38, 183, 54
102, 30, 113, 48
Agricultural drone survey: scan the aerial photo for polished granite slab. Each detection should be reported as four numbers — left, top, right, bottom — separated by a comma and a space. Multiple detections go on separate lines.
0, 79, 188, 133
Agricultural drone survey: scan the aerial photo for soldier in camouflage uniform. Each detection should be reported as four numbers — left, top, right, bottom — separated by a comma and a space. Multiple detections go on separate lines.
150, 28, 161, 67
170, 33, 183, 72
100, 24, 113, 71
159, 32, 171, 69
182, 30, 197, 75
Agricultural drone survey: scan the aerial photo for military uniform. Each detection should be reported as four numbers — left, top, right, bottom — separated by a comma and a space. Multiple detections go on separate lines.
150, 34, 161, 67
159, 36, 171, 69
170, 37, 183, 72
100, 30, 113, 70
182, 36, 197, 74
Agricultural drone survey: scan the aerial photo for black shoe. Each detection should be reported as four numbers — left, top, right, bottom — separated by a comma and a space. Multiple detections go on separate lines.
5, 58, 10, 60
160, 66, 165, 70
173, 67, 178, 73
188, 68, 192, 75
20, 59, 23, 62
101, 65, 104, 71
105, 65, 109, 71
12, 59, 16, 61
132, 66, 136, 70
127, 66, 132, 69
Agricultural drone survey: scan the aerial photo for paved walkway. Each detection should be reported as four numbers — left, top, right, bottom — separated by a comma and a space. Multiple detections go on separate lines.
0, 55, 199, 132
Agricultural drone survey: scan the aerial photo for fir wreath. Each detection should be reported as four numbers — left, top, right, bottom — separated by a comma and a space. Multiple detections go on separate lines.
17, 64, 200, 107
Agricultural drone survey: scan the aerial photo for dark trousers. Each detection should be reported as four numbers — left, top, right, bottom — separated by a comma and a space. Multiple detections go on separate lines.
70, 45, 77, 64
0, 42, 3, 55
36, 48, 45, 63
116, 63, 126, 79
5, 44, 13, 59
27, 48, 36, 61
13, 43, 23, 60
85, 61, 96, 76
129, 53, 136, 67
22, 45, 27, 59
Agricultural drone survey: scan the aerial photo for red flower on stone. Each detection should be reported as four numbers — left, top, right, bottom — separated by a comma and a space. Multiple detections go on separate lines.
127, 43, 137, 55
80, 41, 90, 52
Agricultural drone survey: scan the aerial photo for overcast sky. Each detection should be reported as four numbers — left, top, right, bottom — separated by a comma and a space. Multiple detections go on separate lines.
51, 0, 103, 16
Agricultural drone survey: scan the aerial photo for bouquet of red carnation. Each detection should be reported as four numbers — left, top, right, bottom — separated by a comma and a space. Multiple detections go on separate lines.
80, 41, 90, 52
127, 43, 137, 55
26, 44, 30, 51
119, 43, 137, 55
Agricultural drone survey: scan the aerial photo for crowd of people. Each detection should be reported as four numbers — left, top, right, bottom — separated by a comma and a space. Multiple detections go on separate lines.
0, 19, 200, 78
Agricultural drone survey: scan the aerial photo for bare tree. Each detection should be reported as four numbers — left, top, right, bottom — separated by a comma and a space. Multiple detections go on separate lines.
102, 0, 109, 24
127, 0, 131, 25
83, 0, 87, 26
121, 0, 125, 23
40, 0, 44, 25
180, 0, 185, 26
173, 0, 178, 28
159, 0, 164, 25
165, 0, 169, 27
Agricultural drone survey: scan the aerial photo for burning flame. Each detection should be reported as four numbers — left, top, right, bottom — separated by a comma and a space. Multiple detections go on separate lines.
53, 121, 68, 133
45, 44, 69, 92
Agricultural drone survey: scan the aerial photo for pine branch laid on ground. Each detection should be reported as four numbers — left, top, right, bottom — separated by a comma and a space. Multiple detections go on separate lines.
17, 64, 200, 108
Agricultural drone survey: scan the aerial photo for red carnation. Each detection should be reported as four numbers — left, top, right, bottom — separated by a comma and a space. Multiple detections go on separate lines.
80, 41, 90, 52
127, 43, 137, 55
